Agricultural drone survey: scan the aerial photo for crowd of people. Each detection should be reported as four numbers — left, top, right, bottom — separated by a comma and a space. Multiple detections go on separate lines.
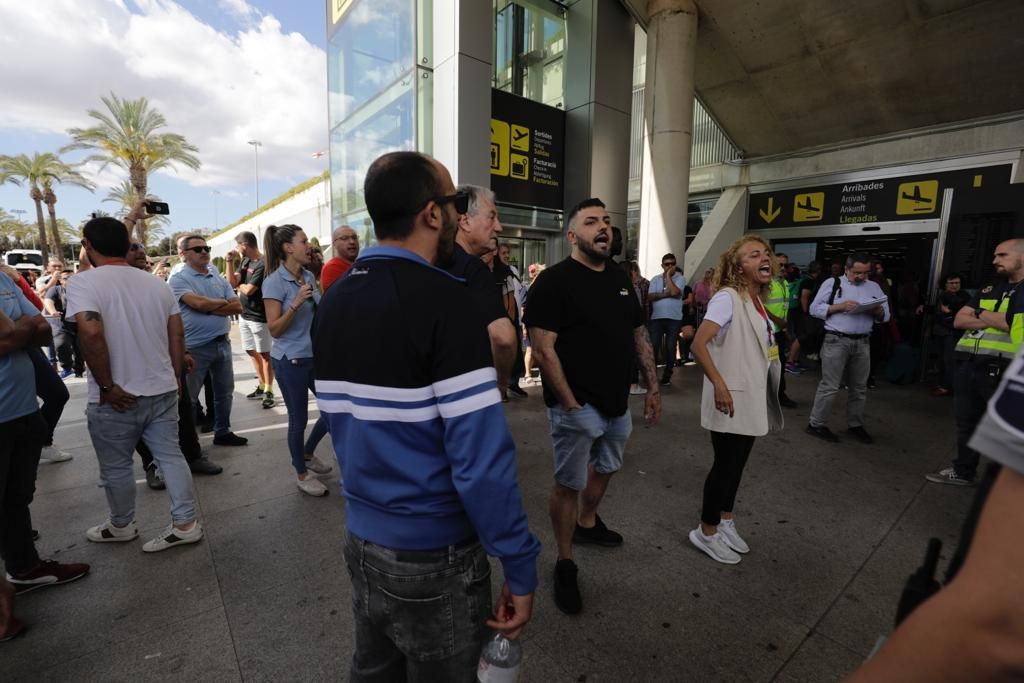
1, 153, 1022, 681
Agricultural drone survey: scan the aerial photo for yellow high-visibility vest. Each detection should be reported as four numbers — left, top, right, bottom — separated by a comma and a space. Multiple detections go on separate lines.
956, 282, 1023, 360
765, 279, 789, 332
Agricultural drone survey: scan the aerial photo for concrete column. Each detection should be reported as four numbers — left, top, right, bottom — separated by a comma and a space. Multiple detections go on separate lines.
433, 1, 492, 185
638, 0, 697, 277
562, 0, 635, 237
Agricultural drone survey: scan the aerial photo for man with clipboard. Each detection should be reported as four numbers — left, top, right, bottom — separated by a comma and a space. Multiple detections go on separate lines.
805, 253, 891, 444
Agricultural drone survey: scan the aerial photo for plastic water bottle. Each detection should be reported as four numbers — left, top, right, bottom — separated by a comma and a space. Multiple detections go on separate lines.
477, 632, 522, 682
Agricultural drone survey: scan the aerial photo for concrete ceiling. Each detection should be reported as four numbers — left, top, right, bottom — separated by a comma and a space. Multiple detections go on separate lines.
628, 0, 1024, 157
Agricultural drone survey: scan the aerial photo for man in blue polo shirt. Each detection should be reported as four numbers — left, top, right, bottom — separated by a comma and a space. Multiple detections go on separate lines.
169, 236, 248, 447
0, 272, 90, 597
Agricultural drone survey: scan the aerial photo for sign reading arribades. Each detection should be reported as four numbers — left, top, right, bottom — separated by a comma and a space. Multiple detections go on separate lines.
490, 89, 565, 211
748, 165, 1011, 229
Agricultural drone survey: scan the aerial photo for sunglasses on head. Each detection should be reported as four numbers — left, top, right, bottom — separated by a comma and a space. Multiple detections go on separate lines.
186, 246, 212, 254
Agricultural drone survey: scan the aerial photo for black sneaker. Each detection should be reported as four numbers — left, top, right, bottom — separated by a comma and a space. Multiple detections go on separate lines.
145, 466, 166, 490
507, 384, 528, 397
553, 559, 582, 615
213, 432, 248, 447
573, 514, 623, 547
660, 377, 672, 386
189, 456, 223, 475
245, 384, 263, 400
261, 391, 275, 409
847, 426, 874, 444
805, 424, 840, 443
779, 394, 798, 409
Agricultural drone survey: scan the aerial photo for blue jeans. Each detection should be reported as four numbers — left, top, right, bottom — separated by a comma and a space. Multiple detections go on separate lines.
186, 338, 235, 436
649, 318, 682, 381
548, 404, 632, 491
271, 355, 329, 475
344, 531, 491, 682
28, 347, 69, 446
86, 391, 196, 526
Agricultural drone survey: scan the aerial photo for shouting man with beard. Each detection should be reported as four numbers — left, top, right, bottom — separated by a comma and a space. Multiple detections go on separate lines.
524, 197, 662, 615
313, 152, 540, 680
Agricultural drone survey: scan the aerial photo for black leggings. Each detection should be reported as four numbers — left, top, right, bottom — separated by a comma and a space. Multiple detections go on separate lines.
701, 431, 756, 526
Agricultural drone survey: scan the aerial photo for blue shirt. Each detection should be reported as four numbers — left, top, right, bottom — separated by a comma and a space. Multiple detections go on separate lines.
649, 272, 687, 320
0, 273, 41, 422
169, 266, 234, 348
262, 264, 321, 360
810, 274, 891, 335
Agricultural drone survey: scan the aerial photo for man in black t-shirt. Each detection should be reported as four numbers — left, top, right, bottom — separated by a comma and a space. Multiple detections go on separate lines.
446, 185, 517, 400
524, 197, 661, 616
227, 231, 274, 409
43, 270, 84, 377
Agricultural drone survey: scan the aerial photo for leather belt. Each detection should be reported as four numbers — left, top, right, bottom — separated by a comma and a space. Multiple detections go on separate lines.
826, 330, 869, 340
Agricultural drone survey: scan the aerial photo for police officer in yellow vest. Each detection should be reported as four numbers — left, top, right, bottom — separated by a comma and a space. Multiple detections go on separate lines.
926, 238, 1024, 486
765, 253, 797, 408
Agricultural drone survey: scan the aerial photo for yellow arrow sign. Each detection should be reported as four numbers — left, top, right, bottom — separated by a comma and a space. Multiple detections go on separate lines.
759, 196, 781, 224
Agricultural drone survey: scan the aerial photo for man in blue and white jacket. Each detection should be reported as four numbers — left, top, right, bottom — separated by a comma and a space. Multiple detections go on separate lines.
313, 151, 540, 680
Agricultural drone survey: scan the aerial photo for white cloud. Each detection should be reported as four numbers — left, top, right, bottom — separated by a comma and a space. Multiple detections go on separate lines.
0, 0, 327, 190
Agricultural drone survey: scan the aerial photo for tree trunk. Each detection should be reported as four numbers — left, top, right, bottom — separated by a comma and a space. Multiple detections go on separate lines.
29, 186, 50, 262
130, 165, 148, 244
44, 187, 64, 264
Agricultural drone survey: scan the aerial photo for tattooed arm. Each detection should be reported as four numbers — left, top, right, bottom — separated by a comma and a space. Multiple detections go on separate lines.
527, 326, 581, 410
634, 325, 662, 426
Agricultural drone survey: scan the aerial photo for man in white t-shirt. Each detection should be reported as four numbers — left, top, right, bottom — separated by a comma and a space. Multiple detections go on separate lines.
66, 217, 204, 553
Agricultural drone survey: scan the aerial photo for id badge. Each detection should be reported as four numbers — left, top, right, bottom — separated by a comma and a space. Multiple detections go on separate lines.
767, 345, 780, 362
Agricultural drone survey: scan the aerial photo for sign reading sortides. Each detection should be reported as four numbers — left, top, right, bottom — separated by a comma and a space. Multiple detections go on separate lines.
490, 89, 565, 211
748, 165, 1012, 229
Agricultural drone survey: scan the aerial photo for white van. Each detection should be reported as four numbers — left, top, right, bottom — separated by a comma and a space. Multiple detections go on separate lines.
3, 249, 44, 274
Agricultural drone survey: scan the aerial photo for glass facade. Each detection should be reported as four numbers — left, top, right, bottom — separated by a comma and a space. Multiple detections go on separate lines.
493, 0, 567, 109
327, 0, 432, 248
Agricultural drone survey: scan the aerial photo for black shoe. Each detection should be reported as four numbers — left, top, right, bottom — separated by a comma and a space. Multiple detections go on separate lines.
189, 456, 223, 475
660, 377, 672, 386
553, 559, 582, 615
199, 420, 214, 434
261, 391, 275, 409
145, 466, 166, 490
245, 384, 263, 400
779, 394, 797, 409
573, 514, 623, 547
806, 424, 840, 443
867, 377, 877, 389
31, 529, 40, 542
213, 432, 248, 447
507, 384, 528, 397
847, 426, 874, 444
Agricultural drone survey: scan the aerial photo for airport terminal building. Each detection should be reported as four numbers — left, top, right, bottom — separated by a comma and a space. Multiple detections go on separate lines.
326, 0, 1024, 298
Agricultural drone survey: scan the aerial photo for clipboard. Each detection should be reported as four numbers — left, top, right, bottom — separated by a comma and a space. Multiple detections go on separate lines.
849, 295, 887, 315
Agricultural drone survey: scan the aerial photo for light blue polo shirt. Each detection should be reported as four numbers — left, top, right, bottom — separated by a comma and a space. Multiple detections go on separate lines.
261, 264, 320, 360
0, 273, 40, 422
649, 272, 687, 320
169, 266, 234, 348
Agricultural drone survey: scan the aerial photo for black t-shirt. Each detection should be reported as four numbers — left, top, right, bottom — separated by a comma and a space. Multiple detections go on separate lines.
680, 285, 696, 325
934, 289, 972, 333
236, 257, 267, 322
446, 244, 506, 326
523, 256, 643, 418
44, 284, 66, 320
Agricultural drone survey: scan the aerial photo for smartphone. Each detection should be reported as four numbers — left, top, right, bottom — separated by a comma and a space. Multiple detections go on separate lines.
145, 201, 170, 216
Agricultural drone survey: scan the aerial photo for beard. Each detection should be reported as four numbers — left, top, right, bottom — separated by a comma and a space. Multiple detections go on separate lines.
576, 237, 611, 263
436, 210, 458, 268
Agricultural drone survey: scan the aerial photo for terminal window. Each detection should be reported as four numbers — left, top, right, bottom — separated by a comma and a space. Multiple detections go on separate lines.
493, 0, 566, 109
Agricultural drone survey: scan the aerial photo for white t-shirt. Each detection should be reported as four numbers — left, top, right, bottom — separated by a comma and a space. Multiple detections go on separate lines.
65, 265, 180, 403
703, 290, 774, 347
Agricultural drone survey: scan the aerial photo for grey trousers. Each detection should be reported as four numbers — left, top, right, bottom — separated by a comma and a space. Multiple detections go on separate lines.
809, 334, 871, 429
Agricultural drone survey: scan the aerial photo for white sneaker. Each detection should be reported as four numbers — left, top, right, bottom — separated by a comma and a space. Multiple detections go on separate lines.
86, 519, 139, 543
629, 384, 646, 395
718, 519, 750, 554
40, 445, 72, 463
689, 527, 741, 565
303, 454, 334, 475
297, 475, 328, 497
142, 521, 204, 553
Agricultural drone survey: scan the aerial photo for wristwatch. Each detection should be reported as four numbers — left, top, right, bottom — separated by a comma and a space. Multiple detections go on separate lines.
974, 307, 984, 319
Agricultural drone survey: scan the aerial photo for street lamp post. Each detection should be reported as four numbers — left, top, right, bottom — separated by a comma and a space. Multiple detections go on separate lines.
10, 209, 28, 248
212, 190, 221, 232
247, 140, 262, 210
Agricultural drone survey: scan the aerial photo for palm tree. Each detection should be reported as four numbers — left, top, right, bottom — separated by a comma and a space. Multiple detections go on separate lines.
41, 166, 93, 262
63, 92, 200, 243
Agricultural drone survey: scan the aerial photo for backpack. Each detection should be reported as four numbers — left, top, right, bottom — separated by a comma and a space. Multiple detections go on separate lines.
826, 276, 842, 305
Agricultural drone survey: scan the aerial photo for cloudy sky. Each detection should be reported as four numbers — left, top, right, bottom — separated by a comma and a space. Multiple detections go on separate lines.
0, 0, 328, 240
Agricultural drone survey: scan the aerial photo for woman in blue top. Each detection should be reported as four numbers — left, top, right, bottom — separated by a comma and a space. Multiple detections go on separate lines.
261, 224, 332, 497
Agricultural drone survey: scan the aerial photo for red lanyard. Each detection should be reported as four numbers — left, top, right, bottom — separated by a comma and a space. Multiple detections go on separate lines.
752, 296, 775, 347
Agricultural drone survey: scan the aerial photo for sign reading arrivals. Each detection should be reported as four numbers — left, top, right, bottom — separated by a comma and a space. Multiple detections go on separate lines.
748, 165, 1011, 229
490, 89, 565, 211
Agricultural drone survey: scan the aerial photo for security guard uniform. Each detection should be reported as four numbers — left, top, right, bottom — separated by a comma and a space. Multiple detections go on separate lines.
950, 279, 1024, 481
766, 277, 792, 401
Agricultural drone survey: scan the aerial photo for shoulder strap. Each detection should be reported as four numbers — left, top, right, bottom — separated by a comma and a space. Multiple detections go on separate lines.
827, 276, 842, 305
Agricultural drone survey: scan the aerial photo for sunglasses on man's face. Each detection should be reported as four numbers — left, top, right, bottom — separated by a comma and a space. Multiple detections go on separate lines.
186, 246, 212, 254
418, 191, 470, 216
130, 243, 144, 252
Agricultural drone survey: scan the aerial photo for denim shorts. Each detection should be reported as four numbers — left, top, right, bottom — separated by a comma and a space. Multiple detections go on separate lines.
548, 403, 632, 490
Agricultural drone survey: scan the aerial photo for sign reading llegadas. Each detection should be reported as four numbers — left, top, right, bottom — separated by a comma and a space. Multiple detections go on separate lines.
748, 165, 1012, 229
490, 89, 565, 210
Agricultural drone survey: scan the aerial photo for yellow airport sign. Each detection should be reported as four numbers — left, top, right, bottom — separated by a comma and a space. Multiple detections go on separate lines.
510, 153, 529, 180
511, 124, 530, 152
793, 192, 824, 222
896, 180, 938, 214
490, 119, 510, 177
331, 0, 355, 25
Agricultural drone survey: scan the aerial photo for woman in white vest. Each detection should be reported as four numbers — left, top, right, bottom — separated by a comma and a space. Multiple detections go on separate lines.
689, 235, 784, 564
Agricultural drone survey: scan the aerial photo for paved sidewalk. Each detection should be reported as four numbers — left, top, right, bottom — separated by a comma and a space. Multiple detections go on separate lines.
5, 338, 974, 681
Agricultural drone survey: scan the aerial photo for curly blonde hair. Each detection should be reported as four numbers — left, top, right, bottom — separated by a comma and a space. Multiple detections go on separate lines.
711, 234, 777, 300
